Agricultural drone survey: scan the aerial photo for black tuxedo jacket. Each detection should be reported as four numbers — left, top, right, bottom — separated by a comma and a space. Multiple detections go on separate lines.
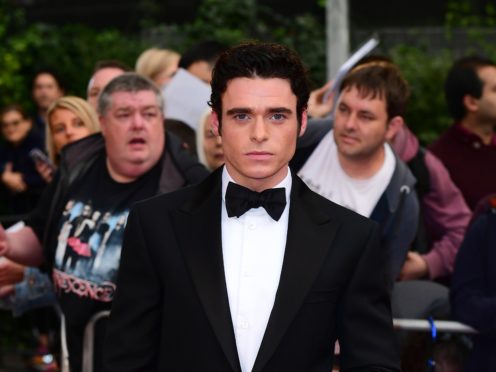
104, 168, 400, 372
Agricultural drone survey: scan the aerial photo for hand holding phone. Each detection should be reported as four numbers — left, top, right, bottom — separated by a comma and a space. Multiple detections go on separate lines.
29, 149, 55, 183
29, 149, 54, 170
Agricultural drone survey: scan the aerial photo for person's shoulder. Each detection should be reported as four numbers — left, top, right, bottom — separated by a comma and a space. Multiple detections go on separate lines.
165, 131, 210, 184
294, 175, 376, 228
134, 169, 219, 214
134, 183, 198, 212
387, 152, 417, 196
59, 133, 104, 166
429, 125, 458, 153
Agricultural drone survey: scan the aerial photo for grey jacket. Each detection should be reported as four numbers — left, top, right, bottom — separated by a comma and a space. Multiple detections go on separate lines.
294, 119, 419, 283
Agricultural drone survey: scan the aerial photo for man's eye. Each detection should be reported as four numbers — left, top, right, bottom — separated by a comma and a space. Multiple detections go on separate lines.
360, 114, 374, 121
234, 114, 249, 121
144, 111, 157, 118
337, 105, 348, 114
270, 113, 286, 121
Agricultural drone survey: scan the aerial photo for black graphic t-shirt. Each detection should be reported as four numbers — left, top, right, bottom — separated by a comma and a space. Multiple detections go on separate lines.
51, 154, 160, 371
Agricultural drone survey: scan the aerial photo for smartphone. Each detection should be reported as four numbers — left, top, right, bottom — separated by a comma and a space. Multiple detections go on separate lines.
29, 148, 55, 170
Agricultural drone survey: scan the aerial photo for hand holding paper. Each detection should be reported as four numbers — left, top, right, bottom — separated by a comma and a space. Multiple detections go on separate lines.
323, 36, 380, 103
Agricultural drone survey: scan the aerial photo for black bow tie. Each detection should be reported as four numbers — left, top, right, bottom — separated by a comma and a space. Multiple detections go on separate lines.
225, 182, 287, 221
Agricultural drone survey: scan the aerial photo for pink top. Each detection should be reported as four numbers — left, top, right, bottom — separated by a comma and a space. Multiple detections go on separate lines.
392, 126, 472, 279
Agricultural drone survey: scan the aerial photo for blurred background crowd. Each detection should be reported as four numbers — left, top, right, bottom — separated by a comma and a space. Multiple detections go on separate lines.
0, 0, 495, 371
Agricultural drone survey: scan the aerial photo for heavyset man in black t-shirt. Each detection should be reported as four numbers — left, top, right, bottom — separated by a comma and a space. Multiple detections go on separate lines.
0, 73, 209, 372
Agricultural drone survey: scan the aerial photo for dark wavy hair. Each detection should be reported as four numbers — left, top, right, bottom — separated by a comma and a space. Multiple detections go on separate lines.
209, 42, 310, 130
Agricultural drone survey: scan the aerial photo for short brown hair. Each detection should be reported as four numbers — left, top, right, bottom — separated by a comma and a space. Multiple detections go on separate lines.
340, 62, 410, 120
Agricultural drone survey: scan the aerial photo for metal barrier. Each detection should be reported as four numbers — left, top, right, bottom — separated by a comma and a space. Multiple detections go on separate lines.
59, 310, 110, 372
82, 310, 111, 372
394, 318, 477, 334
59, 309, 70, 372
66, 311, 478, 372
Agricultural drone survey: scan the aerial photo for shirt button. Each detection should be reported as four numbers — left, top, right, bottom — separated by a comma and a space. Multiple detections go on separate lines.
248, 223, 256, 230
473, 142, 481, 149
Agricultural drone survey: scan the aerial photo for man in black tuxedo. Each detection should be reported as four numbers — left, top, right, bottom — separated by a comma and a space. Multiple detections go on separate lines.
104, 42, 400, 372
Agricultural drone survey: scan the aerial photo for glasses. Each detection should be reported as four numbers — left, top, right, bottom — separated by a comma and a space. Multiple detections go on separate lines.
1, 119, 24, 129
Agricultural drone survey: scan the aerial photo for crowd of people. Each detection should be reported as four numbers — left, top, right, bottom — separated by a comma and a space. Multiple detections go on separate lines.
0, 39, 494, 372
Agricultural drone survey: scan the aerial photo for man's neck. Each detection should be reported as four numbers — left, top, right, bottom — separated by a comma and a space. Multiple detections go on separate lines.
105, 158, 140, 183
224, 164, 289, 192
460, 116, 495, 145
37, 108, 47, 124
337, 146, 386, 179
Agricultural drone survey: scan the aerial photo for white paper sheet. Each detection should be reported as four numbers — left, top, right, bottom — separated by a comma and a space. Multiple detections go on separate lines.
162, 68, 211, 130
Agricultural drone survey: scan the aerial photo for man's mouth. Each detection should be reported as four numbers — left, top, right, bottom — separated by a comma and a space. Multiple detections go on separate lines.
129, 138, 146, 145
340, 134, 359, 144
246, 151, 272, 160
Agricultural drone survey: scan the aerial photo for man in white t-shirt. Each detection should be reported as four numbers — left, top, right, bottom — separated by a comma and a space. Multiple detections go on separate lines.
298, 62, 419, 282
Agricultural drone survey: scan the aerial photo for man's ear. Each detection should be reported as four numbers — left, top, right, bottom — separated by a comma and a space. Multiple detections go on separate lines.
298, 110, 308, 137
385, 115, 404, 142
99, 116, 107, 138
463, 94, 479, 113
211, 111, 221, 136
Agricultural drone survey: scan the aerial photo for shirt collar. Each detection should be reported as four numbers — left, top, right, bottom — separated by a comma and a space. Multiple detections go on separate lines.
454, 122, 496, 147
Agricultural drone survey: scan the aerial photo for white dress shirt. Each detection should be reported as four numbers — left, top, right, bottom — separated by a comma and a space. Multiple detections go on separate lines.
221, 167, 291, 372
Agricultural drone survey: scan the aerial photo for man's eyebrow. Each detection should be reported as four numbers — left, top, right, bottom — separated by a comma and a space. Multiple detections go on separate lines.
141, 105, 159, 111
225, 107, 293, 116
226, 108, 253, 116
359, 109, 376, 116
267, 107, 293, 114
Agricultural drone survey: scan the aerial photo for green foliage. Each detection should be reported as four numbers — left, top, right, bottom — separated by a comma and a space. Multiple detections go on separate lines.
169, 0, 327, 86
367, 0, 496, 145
0, 1, 144, 111
2, 0, 496, 145
0, 0, 326, 112
390, 45, 453, 144
445, 0, 496, 28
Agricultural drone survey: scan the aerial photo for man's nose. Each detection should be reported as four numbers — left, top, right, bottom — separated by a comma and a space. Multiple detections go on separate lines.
251, 117, 268, 142
343, 113, 357, 131
131, 113, 145, 129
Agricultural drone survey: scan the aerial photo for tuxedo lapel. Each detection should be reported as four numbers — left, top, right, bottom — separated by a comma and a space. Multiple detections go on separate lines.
173, 169, 241, 372
252, 175, 340, 372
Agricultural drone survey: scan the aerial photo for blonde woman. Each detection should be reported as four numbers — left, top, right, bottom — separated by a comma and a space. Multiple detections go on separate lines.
0, 96, 100, 370
46, 96, 100, 164
135, 47, 180, 87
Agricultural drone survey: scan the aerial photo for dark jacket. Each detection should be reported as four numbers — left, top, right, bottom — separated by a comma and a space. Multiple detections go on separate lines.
0, 129, 46, 214
104, 168, 400, 372
451, 199, 496, 371
293, 122, 418, 282
27, 131, 209, 272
